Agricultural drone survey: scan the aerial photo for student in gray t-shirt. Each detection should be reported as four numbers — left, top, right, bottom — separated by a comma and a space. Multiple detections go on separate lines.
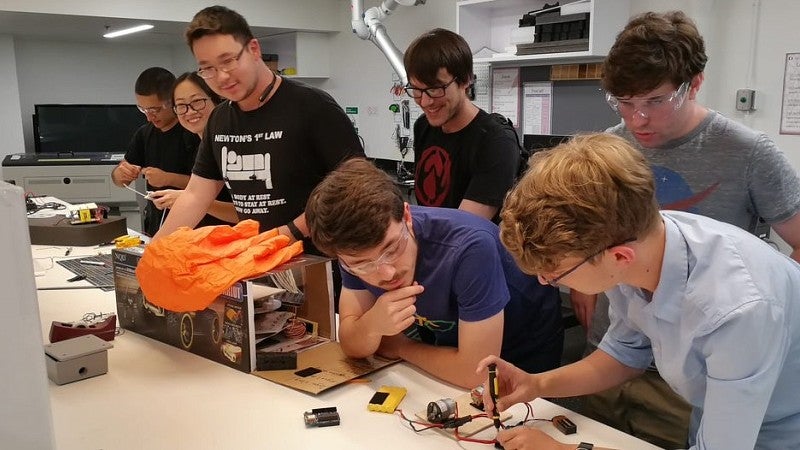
569, 11, 800, 450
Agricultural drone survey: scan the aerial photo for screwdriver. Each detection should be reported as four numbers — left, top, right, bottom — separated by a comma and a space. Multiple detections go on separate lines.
488, 363, 501, 430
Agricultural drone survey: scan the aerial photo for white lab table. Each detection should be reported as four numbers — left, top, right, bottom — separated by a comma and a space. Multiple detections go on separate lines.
34, 244, 661, 450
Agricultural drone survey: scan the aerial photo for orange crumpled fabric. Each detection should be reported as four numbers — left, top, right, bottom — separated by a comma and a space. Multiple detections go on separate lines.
135, 219, 303, 312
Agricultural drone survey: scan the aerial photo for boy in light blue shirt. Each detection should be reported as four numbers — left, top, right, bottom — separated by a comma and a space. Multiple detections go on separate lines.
480, 133, 800, 450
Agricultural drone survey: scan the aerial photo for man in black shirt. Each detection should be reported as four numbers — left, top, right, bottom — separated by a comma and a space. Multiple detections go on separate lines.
111, 67, 199, 236
405, 28, 519, 223
154, 6, 363, 244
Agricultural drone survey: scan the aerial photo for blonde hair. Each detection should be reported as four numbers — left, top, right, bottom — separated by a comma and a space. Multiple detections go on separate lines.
499, 133, 659, 274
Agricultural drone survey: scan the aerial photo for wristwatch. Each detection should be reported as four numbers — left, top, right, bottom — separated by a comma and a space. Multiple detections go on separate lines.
576, 443, 594, 450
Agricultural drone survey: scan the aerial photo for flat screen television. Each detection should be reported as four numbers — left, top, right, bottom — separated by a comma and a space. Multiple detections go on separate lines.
33, 104, 147, 154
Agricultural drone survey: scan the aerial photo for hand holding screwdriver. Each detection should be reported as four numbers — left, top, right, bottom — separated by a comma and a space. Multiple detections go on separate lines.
488, 363, 502, 430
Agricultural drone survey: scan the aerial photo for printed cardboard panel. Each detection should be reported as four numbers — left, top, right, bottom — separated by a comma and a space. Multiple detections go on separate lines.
112, 247, 253, 372
113, 248, 396, 394
112, 248, 336, 374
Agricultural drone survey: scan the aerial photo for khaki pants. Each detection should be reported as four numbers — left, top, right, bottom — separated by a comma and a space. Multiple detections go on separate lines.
582, 371, 691, 450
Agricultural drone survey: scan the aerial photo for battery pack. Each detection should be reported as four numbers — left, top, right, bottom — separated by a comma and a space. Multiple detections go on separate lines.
368, 385, 407, 413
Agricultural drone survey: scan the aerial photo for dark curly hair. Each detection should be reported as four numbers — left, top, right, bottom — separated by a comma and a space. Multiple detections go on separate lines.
305, 158, 405, 257
602, 11, 708, 97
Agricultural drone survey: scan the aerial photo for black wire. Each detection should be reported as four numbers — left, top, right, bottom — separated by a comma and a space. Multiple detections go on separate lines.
396, 410, 442, 432
27, 201, 67, 215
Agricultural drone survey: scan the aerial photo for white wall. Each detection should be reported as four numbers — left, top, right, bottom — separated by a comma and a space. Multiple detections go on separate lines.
712, 0, 800, 167
323, 0, 457, 161
13, 39, 198, 153
0, 0, 340, 31
0, 35, 25, 156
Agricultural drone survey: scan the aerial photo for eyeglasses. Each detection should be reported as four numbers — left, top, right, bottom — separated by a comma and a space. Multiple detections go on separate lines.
173, 98, 210, 115
137, 102, 170, 115
196, 45, 247, 80
541, 238, 636, 287
404, 78, 457, 99
340, 222, 411, 276
605, 82, 690, 119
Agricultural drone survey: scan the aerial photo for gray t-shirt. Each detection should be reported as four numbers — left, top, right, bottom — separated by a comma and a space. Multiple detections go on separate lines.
587, 110, 800, 350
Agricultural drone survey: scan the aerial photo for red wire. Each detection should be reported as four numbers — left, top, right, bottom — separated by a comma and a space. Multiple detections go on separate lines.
395, 402, 538, 446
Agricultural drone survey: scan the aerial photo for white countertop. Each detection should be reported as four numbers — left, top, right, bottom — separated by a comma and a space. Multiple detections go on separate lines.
35, 244, 661, 450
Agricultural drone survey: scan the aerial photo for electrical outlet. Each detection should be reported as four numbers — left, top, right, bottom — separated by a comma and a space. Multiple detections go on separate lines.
736, 89, 755, 111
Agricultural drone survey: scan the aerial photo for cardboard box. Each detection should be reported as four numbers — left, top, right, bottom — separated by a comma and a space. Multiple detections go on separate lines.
112, 247, 396, 394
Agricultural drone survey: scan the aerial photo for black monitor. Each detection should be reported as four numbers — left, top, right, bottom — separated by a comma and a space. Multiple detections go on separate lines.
523, 134, 571, 154
33, 104, 146, 154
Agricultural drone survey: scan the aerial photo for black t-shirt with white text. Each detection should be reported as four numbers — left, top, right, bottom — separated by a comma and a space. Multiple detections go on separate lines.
193, 78, 364, 234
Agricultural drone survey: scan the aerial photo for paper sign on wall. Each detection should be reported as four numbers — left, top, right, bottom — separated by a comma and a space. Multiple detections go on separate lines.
473, 62, 491, 111
780, 53, 800, 135
491, 67, 520, 125
522, 82, 553, 135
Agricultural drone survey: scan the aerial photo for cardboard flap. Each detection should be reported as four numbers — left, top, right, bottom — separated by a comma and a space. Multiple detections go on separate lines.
253, 342, 399, 394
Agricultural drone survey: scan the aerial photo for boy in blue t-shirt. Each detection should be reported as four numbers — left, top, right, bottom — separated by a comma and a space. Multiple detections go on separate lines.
305, 158, 563, 388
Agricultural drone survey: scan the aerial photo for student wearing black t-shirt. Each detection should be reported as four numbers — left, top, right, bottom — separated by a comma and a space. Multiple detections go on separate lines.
154, 6, 363, 246
111, 67, 200, 237
405, 29, 520, 223
148, 72, 237, 225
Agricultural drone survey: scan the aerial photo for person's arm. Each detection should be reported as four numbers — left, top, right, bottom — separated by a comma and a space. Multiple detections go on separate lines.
395, 312, 505, 388
278, 214, 310, 243
149, 189, 239, 224
153, 175, 222, 239
748, 134, 800, 263
534, 350, 642, 398
337, 284, 423, 359
569, 289, 597, 330
477, 351, 643, 413
770, 211, 800, 262
458, 199, 498, 221
141, 167, 191, 189
386, 230, 510, 387
497, 427, 614, 450
114, 126, 146, 187
207, 200, 239, 224
111, 159, 141, 187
